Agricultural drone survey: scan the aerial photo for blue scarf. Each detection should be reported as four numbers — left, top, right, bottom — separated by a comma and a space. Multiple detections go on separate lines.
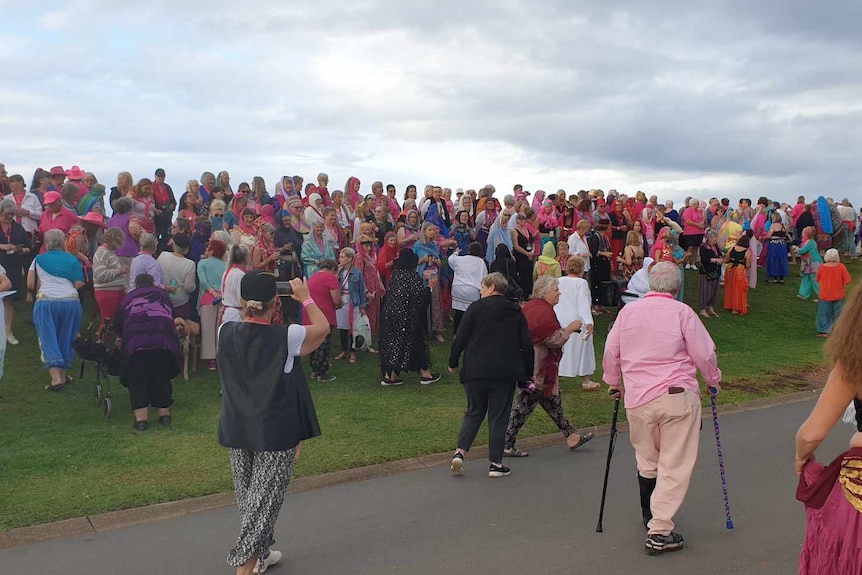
34, 250, 84, 283
817, 196, 833, 234
413, 240, 440, 284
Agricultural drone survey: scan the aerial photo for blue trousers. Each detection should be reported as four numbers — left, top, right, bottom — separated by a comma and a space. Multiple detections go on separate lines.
34, 298, 82, 369
816, 299, 844, 335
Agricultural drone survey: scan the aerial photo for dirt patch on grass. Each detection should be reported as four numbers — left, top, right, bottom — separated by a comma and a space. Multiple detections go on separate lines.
727, 364, 829, 395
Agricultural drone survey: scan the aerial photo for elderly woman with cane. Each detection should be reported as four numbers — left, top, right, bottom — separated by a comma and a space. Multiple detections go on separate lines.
603, 261, 722, 556
502, 276, 595, 457
218, 273, 330, 575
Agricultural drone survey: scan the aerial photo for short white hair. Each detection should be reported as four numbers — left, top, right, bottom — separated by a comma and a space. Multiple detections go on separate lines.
825, 248, 840, 262
649, 261, 682, 294
689, 198, 700, 208
44, 229, 66, 251
665, 199, 674, 208
532, 276, 559, 300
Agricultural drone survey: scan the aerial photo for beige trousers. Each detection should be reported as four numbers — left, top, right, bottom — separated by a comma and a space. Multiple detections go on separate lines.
200, 304, 219, 360
627, 389, 701, 535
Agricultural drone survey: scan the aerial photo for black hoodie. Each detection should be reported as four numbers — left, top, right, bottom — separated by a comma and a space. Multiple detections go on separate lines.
449, 294, 533, 383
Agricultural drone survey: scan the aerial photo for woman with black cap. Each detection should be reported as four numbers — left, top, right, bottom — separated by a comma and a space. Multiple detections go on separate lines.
217, 273, 330, 575
378, 248, 440, 386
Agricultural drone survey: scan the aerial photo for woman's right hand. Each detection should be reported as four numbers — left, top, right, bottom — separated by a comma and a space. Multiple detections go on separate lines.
289, 278, 311, 302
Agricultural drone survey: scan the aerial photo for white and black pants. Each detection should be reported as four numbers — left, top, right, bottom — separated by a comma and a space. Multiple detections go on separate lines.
227, 447, 296, 567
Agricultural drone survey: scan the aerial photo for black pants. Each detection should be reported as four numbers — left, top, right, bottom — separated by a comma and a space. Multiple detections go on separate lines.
452, 309, 465, 336
126, 349, 175, 410
339, 329, 354, 353
456, 379, 516, 464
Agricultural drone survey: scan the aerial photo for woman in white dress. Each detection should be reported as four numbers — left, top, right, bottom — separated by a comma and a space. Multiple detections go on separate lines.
555, 255, 599, 390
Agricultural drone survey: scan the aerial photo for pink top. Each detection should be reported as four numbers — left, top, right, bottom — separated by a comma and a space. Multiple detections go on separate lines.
602, 292, 721, 409
682, 207, 704, 236
39, 207, 80, 252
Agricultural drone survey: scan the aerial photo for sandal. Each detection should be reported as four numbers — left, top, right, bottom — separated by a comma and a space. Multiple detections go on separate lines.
503, 448, 529, 458
45, 383, 65, 392
365, 347, 378, 354
569, 432, 595, 451
333, 352, 347, 361
581, 381, 601, 391
349, 353, 356, 364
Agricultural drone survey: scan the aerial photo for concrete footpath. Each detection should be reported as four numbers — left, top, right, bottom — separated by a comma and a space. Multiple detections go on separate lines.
0, 398, 844, 574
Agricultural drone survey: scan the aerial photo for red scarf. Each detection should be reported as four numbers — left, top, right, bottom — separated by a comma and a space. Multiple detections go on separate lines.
521, 298, 563, 397
255, 237, 277, 272
153, 181, 169, 206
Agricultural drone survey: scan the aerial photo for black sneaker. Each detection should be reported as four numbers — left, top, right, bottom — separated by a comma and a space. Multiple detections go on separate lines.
645, 532, 684, 555
420, 373, 441, 385
134, 420, 148, 431
316, 374, 336, 382
488, 463, 511, 478
450, 452, 464, 474
159, 415, 172, 427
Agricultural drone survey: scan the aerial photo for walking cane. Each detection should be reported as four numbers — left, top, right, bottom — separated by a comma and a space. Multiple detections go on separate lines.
596, 392, 621, 533
709, 387, 734, 530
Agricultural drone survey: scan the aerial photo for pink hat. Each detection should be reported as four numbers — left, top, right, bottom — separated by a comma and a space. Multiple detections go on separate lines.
66, 165, 85, 180
49, 166, 65, 177
43, 191, 62, 204
79, 212, 107, 228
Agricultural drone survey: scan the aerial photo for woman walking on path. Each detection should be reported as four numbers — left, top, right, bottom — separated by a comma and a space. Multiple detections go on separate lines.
448, 272, 533, 478
218, 274, 329, 575
503, 276, 595, 457
814, 249, 852, 337
556, 256, 599, 390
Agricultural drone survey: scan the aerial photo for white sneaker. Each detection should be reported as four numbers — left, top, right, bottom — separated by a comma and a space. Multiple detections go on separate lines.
6, 333, 18, 345
254, 550, 282, 574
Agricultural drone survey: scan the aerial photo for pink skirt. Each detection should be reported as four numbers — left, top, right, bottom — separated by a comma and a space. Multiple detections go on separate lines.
799, 460, 862, 574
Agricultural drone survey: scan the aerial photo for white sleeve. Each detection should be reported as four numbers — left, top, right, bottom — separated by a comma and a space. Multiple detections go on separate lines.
283, 324, 307, 373
578, 281, 594, 326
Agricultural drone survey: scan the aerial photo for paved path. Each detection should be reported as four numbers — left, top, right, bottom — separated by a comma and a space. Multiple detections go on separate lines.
0, 399, 843, 574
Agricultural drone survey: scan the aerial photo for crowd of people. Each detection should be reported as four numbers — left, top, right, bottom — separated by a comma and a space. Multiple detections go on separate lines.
1, 162, 861, 568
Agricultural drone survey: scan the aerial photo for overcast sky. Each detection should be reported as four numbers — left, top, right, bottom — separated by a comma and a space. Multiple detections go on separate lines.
2, 0, 861, 205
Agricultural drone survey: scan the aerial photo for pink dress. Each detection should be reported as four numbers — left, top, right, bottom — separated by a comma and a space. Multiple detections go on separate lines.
798, 452, 862, 574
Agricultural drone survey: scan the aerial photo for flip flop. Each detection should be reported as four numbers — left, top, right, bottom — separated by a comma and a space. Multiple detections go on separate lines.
365, 347, 378, 354
569, 432, 595, 451
503, 449, 529, 458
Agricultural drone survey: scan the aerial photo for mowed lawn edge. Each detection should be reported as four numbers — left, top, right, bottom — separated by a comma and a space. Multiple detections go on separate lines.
1, 263, 855, 530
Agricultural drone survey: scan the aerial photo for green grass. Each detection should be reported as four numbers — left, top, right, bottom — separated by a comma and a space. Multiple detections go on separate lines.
0, 263, 854, 530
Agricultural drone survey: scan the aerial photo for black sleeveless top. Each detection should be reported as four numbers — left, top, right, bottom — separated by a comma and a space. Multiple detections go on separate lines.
855, 399, 862, 432
728, 247, 746, 267
217, 322, 321, 451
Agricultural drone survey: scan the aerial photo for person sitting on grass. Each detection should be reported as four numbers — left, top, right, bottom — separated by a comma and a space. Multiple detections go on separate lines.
814, 249, 852, 338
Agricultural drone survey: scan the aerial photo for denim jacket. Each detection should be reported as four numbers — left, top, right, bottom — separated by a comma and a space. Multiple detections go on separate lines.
340, 266, 367, 308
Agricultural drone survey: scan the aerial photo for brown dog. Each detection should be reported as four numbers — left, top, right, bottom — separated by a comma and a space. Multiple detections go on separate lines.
174, 317, 201, 381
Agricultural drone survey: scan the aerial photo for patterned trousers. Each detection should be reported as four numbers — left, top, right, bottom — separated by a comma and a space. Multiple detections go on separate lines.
227, 448, 297, 567
504, 388, 576, 450
309, 331, 333, 375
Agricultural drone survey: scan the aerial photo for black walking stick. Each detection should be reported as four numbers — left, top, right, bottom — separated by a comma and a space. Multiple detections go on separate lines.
596, 391, 621, 533
709, 387, 734, 530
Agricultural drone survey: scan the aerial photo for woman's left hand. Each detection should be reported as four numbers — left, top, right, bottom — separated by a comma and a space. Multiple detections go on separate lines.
795, 453, 812, 476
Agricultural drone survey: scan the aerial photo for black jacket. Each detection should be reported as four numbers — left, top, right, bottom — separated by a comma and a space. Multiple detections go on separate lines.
448, 294, 533, 383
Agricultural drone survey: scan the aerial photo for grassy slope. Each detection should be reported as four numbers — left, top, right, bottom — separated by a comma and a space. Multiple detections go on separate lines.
0, 264, 851, 530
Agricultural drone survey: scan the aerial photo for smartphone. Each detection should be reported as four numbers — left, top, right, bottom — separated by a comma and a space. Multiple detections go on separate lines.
276, 281, 294, 296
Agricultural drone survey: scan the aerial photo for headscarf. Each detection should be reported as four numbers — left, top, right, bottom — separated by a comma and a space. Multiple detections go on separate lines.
345, 176, 361, 209
403, 209, 421, 234
77, 184, 106, 215
531, 190, 546, 212
521, 297, 563, 397
395, 247, 419, 270
377, 231, 400, 285
537, 242, 561, 276
489, 244, 516, 277
485, 212, 513, 263
817, 196, 833, 234
238, 208, 257, 236
275, 209, 303, 249
425, 201, 449, 238
304, 193, 324, 227
260, 204, 276, 227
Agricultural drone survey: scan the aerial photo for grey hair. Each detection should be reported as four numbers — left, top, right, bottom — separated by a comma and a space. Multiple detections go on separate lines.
665, 199, 674, 207
112, 196, 135, 214
0, 198, 15, 214
515, 212, 527, 222
503, 194, 516, 207
531, 276, 559, 300
317, 172, 329, 180
44, 228, 66, 251
340, 247, 356, 261
139, 232, 157, 252
211, 230, 231, 246
649, 261, 682, 294
689, 198, 700, 208
259, 223, 274, 235
704, 229, 718, 243
61, 183, 79, 202
84, 172, 97, 183
825, 248, 840, 262
482, 272, 508, 294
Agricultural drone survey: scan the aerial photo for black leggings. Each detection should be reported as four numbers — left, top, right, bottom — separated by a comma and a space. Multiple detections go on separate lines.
339, 329, 354, 353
